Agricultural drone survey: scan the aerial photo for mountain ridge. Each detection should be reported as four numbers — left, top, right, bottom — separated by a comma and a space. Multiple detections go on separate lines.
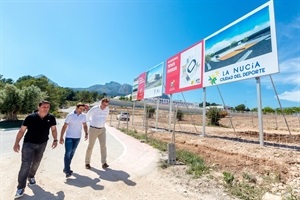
34, 75, 169, 98
34, 75, 132, 96
73, 81, 133, 96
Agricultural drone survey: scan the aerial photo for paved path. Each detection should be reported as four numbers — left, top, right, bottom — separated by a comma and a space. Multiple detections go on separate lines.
1, 116, 238, 200
0, 119, 162, 200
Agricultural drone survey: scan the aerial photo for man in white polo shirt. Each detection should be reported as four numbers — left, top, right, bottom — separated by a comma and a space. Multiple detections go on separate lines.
60, 103, 88, 177
85, 98, 110, 170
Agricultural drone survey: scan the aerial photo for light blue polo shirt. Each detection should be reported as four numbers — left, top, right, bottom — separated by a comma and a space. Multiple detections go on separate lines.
65, 111, 87, 138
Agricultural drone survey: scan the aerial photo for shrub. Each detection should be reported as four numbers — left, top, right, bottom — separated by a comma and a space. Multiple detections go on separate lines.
176, 109, 184, 121
206, 107, 227, 126
146, 106, 155, 118
223, 171, 234, 186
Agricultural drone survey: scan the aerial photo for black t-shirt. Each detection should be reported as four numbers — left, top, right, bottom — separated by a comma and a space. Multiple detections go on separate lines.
23, 113, 57, 144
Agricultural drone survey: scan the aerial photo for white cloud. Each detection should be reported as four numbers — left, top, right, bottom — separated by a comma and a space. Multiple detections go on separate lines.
273, 57, 300, 85
277, 15, 300, 40
276, 15, 300, 60
270, 15, 300, 104
278, 89, 300, 102
261, 58, 300, 103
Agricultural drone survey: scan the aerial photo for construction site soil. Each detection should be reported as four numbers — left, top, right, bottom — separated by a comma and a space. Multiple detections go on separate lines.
108, 106, 300, 199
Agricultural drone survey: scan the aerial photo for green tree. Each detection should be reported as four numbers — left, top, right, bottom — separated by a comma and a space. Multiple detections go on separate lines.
0, 85, 23, 120
99, 93, 107, 100
15, 75, 61, 111
146, 106, 155, 118
119, 96, 126, 101
277, 107, 300, 115
64, 88, 76, 101
0, 74, 14, 87
251, 107, 258, 112
245, 107, 250, 112
0, 84, 47, 120
176, 109, 184, 121
262, 106, 275, 114
199, 102, 221, 108
21, 85, 47, 113
91, 91, 99, 101
235, 104, 246, 112
206, 107, 227, 126
75, 90, 93, 103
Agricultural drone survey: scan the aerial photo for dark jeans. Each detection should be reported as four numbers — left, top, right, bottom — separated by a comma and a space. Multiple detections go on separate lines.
17, 142, 47, 189
64, 138, 80, 173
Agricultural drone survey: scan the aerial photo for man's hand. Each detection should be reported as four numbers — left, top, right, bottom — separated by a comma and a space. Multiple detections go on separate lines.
85, 133, 88, 141
59, 138, 64, 144
52, 140, 58, 149
13, 144, 20, 152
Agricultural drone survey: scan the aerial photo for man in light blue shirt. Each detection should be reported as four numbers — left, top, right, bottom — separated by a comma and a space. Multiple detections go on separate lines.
60, 103, 88, 177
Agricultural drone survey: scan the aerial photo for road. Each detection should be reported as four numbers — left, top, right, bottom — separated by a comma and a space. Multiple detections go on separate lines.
1, 110, 236, 200
0, 118, 146, 200
1, 117, 205, 200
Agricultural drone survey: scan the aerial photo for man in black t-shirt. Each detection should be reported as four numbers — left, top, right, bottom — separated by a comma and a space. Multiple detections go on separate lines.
13, 100, 58, 199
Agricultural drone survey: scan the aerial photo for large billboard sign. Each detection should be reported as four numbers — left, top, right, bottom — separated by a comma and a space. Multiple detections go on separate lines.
144, 62, 164, 99
137, 72, 146, 100
165, 41, 204, 94
203, 1, 278, 87
131, 76, 139, 101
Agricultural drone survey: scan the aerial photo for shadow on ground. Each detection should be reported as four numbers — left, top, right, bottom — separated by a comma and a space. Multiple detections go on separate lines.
19, 184, 65, 200
65, 173, 104, 190
91, 167, 136, 186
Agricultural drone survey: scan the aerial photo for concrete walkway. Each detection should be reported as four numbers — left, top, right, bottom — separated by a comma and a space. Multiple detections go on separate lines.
0, 119, 162, 200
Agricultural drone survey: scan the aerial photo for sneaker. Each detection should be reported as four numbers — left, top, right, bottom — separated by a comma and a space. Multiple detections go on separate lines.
102, 163, 109, 169
63, 169, 73, 174
28, 177, 36, 185
66, 171, 73, 178
85, 164, 91, 169
14, 188, 24, 199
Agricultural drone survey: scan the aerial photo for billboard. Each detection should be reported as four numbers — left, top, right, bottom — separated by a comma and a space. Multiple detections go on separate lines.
144, 62, 164, 99
131, 76, 139, 101
203, 1, 278, 87
137, 72, 146, 100
165, 41, 204, 94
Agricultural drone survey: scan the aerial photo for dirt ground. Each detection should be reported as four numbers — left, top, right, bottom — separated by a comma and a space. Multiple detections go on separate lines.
109, 106, 300, 199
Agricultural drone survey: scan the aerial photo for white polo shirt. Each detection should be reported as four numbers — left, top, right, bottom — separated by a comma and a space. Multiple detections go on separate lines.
65, 111, 87, 138
86, 105, 109, 128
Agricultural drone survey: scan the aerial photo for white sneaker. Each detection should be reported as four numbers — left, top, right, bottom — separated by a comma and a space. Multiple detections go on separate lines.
14, 188, 24, 199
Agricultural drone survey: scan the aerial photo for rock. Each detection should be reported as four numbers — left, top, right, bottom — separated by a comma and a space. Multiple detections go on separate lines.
261, 192, 282, 200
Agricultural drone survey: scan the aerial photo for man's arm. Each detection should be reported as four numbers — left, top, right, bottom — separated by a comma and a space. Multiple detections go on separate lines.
85, 107, 94, 122
83, 122, 88, 140
59, 123, 68, 144
13, 126, 27, 153
51, 125, 58, 149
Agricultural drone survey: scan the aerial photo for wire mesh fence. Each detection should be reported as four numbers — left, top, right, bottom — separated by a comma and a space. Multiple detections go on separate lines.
107, 100, 300, 197
108, 102, 300, 147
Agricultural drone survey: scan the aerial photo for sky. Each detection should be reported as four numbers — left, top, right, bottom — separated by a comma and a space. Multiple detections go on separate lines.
0, 0, 299, 109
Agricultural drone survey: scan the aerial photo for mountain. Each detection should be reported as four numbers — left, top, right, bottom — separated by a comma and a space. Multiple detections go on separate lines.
34, 74, 59, 86
34, 75, 167, 98
73, 81, 132, 96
